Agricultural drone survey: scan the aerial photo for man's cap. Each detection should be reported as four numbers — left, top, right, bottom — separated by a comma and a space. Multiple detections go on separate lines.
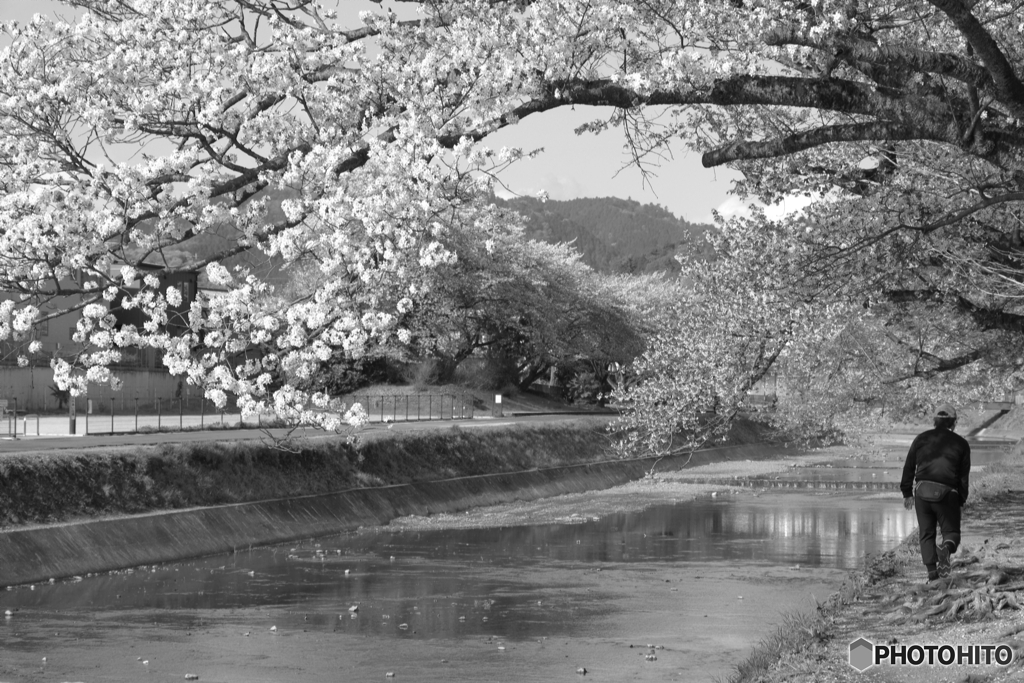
935, 405, 957, 419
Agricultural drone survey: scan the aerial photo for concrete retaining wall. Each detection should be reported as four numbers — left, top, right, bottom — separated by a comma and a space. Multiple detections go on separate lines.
0, 443, 784, 587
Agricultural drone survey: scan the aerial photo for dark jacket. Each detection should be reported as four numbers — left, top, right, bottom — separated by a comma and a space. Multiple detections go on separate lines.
900, 428, 971, 503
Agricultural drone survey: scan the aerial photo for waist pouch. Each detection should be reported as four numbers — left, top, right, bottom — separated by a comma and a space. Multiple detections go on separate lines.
915, 480, 953, 502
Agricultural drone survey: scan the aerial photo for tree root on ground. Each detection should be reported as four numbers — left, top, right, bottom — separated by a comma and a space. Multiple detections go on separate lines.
860, 566, 1024, 624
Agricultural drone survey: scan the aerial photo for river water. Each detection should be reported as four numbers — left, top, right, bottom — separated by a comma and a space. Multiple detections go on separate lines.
0, 483, 925, 683
4, 439, 1012, 682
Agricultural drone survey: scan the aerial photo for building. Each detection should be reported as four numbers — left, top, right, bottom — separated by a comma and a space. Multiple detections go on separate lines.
0, 262, 200, 411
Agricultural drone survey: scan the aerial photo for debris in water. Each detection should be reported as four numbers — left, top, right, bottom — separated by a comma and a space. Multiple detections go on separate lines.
185, 675, 200, 680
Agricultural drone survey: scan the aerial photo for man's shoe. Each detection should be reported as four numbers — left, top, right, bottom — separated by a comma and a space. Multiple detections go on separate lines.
937, 543, 952, 577
927, 571, 940, 582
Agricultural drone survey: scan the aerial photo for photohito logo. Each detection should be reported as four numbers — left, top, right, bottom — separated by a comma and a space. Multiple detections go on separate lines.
849, 637, 1014, 672
849, 638, 874, 672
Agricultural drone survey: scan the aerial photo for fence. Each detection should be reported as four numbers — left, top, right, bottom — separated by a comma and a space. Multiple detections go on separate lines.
346, 394, 477, 423
2, 393, 480, 437
3, 397, 269, 437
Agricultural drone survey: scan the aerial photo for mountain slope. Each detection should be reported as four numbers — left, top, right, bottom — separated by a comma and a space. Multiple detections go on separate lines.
500, 196, 716, 273
138, 193, 713, 283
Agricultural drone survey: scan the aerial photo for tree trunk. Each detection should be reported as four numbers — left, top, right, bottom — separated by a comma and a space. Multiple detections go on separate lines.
516, 362, 551, 391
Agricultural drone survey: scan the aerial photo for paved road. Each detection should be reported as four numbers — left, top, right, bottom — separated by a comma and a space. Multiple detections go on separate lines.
0, 413, 615, 454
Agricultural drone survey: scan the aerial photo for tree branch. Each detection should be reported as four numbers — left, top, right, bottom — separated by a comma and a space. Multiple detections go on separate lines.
886, 289, 1024, 334
763, 29, 990, 87
927, 0, 1024, 117
899, 191, 1024, 234
888, 347, 986, 381
703, 122, 923, 167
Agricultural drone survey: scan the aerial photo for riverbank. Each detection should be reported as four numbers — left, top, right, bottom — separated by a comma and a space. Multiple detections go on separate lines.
0, 416, 790, 587
8, 409, 1016, 682
0, 418, 619, 528
730, 449, 1024, 683
0, 420, 963, 682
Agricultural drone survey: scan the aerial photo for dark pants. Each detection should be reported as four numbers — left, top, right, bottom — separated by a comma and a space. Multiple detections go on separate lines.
915, 492, 962, 566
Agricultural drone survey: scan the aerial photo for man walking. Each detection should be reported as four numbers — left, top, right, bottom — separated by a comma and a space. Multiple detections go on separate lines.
900, 405, 971, 581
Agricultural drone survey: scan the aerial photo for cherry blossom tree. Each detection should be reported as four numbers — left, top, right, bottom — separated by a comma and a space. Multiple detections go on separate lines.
295, 208, 650, 392
615, 213, 1021, 453
0, 0, 544, 427
1, 0, 1022, 433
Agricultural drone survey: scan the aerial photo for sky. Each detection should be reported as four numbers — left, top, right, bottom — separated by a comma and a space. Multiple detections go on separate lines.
0, 0, 759, 224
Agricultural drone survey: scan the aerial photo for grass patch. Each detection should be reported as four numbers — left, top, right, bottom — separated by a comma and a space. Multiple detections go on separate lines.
723, 610, 832, 683
968, 460, 1024, 507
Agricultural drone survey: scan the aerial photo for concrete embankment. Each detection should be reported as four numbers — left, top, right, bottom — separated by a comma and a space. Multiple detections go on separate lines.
0, 421, 785, 587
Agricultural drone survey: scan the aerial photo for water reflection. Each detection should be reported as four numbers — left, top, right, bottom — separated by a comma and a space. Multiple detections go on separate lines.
2, 494, 912, 621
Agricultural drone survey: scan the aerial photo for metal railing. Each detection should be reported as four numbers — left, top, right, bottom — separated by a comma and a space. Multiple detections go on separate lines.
346, 393, 476, 423
2, 393, 480, 437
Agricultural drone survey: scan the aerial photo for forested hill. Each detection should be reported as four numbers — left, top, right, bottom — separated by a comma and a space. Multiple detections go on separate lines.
156, 192, 713, 285
499, 196, 716, 274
